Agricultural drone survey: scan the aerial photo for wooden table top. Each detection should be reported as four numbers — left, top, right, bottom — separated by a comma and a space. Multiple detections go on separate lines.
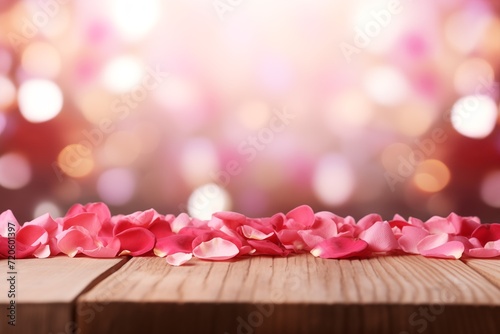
1, 255, 499, 334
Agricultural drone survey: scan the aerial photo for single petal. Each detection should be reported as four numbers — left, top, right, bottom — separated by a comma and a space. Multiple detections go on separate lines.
417, 233, 449, 252
310, 237, 369, 259
357, 214, 382, 230
154, 234, 195, 257
419, 241, 464, 259
33, 244, 51, 258
247, 239, 288, 256
57, 227, 96, 257
166, 252, 193, 266
359, 221, 399, 252
192, 230, 243, 250
63, 213, 101, 235
485, 240, 500, 250
0, 210, 20, 237
241, 225, 274, 240
115, 227, 155, 256
467, 248, 500, 258
286, 205, 315, 228
193, 237, 239, 260
170, 213, 192, 233
84, 202, 111, 222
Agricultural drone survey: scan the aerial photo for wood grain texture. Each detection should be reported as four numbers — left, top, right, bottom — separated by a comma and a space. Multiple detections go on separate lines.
0, 256, 127, 334
463, 259, 500, 288
77, 255, 500, 334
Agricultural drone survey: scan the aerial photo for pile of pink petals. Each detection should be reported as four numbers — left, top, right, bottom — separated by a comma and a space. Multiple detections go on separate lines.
1, 203, 500, 266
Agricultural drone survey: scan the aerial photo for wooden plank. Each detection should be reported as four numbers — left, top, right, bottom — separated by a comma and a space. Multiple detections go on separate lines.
77, 255, 500, 334
463, 258, 500, 288
0, 256, 128, 334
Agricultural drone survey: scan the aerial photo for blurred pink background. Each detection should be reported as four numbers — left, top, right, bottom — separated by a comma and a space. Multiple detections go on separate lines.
0, 0, 499, 223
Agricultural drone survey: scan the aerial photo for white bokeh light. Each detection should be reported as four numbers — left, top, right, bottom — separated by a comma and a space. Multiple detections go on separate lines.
101, 56, 144, 93
451, 95, 498, 139
188, 183, 232, 220
0, 152, 32, 189
109, 0, 160, 41
363, 66, 410, 106
313, 154, 355, 206
18, 79, 63, 123
97, 168, 136, 206
33, 201, 62, 219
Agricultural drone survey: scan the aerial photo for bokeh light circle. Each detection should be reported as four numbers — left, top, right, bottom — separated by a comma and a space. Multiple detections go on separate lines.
413, 159, 451, 193
57, 144, 95, 178
188, 183, 232, 220
0, 152, 32, 189
97, 168, 136, 206
18, 79, 63, 123
312, 154, 355, 206
451, 95, 498, 139
33, 201, 62, 219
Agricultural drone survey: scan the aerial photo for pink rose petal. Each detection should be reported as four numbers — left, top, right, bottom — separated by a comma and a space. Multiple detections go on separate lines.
33, 244, 51, 258
241, 225, 274, 240
193, 237, 239, 260
357, 214, 382, 230
1, 210, 19, 237
247, 239, 288, 256
467, 248, 500, 258
286, 205, 315, 227
115, 227, 155, 256
419, 241, 465, 259
471, 224, 500, 245
57, 227, 96, 257
170, 213, 192, 233
398, 226, 429, 254
311, 237, 369, 259
359, 221, 399, 252
154, 234, 195, 257
417, 233, 449, 252
166, 252, 193, 266
63, 213, 101, 236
